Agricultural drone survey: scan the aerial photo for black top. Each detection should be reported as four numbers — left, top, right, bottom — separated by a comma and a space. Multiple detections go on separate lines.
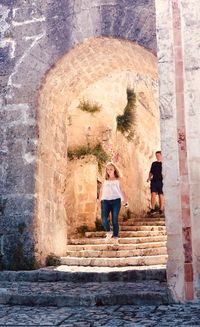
150, 161, 162, 182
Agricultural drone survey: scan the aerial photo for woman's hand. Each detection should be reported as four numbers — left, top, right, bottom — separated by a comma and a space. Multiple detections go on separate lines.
122, 201, 129, 208
119, 179, 128, 204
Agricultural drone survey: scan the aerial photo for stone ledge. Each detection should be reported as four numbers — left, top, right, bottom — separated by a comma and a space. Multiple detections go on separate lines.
0, 266, 166, 282
0, 280, 173, 307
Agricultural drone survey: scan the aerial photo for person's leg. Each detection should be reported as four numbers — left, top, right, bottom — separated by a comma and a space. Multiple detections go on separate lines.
110, 198, 121, 237
151, 192, 157, 210
101, 200, 111, 231
158, 193, 164, 211
158, 181, 164, 212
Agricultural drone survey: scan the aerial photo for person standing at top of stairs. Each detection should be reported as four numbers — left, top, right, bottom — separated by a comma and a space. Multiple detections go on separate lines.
97, 162, 128, 242
147, 151, 164, 217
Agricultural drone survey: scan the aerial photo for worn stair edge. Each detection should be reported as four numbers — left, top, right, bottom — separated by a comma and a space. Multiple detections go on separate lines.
119, 217, 165, 222
120, 221, 166, 226
85, 231, 166, 238
61, 255, 168, 267
65, 247, 167, 258
0, 282, 173, 307
120, 226, 166, 231
69, 235, 167, 245
0, 266, 167, 282
66, 241, 167, 251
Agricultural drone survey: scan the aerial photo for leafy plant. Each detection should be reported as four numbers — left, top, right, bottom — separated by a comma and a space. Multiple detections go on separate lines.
122, 209, 132, 221
77, 219, 104, 235
116, 89, 136, 141
9, 240, 37, 271
68, 143, 109, 173
77, 224, 90, 236
68, 146, 90, 160
45, 253, 61, 266
92, 144, 110, 172
78, 99, 101, 114
95, 218, 104, 231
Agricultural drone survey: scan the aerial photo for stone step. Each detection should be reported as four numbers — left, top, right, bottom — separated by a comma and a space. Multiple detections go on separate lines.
61, 255, 168, 267
0, 280, 172, 307
70, 235, 167, 245
121, 221, 166, 226
66, 247, 167, 258
0, 266, 167, 283
66, 241, 167, 251
119, 217, 165, 222
120, 225, 166, 231
85, 230, 166, 238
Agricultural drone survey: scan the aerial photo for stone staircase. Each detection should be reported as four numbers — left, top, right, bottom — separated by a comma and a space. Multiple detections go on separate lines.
0, 268, 173, 306
0, 216, 172, 307
61, 216, 168, 267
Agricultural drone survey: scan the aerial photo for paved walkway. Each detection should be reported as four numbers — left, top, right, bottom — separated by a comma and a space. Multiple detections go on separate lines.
0, 302, 200, 326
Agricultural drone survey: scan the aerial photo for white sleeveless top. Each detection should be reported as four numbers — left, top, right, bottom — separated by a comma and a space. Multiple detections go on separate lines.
101, 179, 124, 201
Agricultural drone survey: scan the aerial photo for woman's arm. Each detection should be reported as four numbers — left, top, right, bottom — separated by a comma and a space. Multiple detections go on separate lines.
119, 179, 127, 204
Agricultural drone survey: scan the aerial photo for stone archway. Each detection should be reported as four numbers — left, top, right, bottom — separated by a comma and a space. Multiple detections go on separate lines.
36, 37, 159, 263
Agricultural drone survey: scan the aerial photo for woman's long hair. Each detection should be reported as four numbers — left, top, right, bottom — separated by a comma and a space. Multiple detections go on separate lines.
105, 162, 122, 180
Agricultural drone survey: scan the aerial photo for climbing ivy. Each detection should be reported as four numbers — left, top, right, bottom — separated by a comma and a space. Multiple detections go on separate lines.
78, 99, 101, 114
116, 89, 136, 141
67, 143, 109, 172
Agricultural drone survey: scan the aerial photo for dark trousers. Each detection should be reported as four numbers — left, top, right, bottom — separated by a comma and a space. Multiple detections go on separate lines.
101, 198, 121, 237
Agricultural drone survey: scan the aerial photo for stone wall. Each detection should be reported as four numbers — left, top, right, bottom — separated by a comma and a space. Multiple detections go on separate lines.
0, 0, 157, 265
66, 157, 98, 239
156, 0, 200, 301
182, 1, 200, 301
67, 69, 159, 217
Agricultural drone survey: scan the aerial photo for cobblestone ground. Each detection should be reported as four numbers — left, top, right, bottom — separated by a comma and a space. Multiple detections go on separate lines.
0, 303, 200, 326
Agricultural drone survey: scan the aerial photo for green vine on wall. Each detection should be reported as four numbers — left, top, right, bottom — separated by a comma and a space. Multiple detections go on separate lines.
77, 219, 104, 236
46, 253, 61, 266
78, 99, 101, 114
116, 89, 136, 141
67, 143, 109, 172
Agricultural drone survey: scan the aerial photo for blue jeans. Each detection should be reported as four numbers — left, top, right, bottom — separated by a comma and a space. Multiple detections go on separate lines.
101, 198, 121, 237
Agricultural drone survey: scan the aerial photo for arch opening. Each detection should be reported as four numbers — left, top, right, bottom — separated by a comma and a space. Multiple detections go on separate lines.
36, 37, 160, 263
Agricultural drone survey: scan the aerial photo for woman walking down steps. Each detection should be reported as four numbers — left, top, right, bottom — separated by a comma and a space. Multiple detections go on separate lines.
97, 162, 128, 244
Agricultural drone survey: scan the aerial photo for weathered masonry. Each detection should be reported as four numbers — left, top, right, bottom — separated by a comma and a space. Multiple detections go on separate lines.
1, 0, 200, 302
156, 0, 200, 302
